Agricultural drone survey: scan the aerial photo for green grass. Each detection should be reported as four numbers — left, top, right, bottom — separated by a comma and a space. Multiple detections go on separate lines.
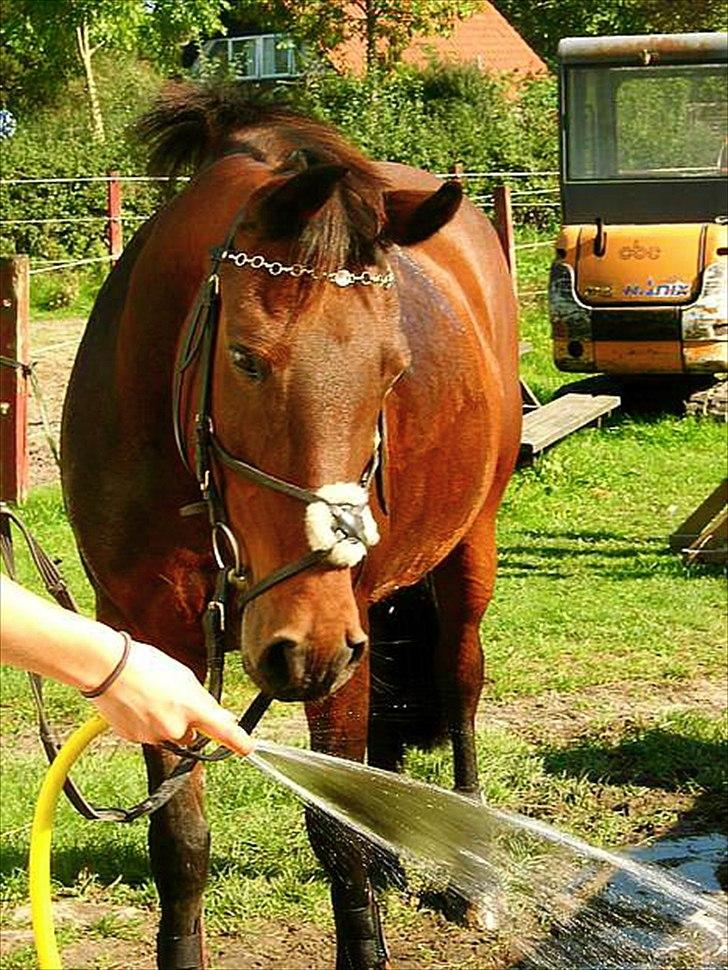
28, 265, 105, 321
1, 244, 726, 958
1, 412, 725, 941
488, 416, 727, 696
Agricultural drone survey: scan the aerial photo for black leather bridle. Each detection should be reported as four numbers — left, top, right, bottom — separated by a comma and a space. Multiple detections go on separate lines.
170, 232, 390, 717
1, 218, 392, 823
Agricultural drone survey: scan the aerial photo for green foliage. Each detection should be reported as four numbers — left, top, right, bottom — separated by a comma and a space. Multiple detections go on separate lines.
244, 0, 487, 74
297, 64, 559, 230
0, 54, 164, 262
492, 0, 728, 70
1, 60, 559, 263
38, 271, 80, 311
0, 0, 227, 112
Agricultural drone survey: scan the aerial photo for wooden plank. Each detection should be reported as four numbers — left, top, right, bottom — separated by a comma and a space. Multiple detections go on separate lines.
519, 391, 620, 463
669, 479, 728, 551
684, 509, 727, 566
670, 479, 728, 565
493, 185, 517, 296
0, 256, 30, 503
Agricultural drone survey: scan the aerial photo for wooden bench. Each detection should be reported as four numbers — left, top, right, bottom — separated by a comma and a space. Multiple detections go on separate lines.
519, 390, 621, 465
669, 479, 728, 565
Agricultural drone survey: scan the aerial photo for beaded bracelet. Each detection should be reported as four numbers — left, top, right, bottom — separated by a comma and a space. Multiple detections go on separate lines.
80, 631, 132, 699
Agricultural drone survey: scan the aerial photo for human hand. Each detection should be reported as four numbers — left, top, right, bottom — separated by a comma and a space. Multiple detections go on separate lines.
90, 638, 254, 756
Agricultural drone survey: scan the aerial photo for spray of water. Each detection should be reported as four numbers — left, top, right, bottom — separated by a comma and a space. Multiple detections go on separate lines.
248, 740, 727, 969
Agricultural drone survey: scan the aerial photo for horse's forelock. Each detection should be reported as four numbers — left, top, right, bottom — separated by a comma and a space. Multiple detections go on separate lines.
136, 82, 387, 272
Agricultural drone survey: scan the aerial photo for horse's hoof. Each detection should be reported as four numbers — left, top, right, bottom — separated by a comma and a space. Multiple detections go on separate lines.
333, 885, 389, 970
419, 885, 502, 931
156, 931, 203, 969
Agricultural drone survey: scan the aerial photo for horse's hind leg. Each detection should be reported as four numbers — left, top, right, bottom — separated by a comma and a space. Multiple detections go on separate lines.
432, 508, 497, 798
427, 509, 500, 925
305, 654, 390, 970
144, 746, 210, 970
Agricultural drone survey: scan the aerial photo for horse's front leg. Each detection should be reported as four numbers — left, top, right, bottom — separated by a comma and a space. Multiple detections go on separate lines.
305, 652, 389, 970
144, 746, 210, 970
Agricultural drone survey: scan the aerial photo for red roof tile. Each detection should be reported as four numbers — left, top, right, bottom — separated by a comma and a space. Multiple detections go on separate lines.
332, 3, 548, 76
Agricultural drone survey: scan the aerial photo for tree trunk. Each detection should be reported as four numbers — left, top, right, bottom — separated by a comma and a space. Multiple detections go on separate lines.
364, 0, 378, 75
75, 21, 105, 143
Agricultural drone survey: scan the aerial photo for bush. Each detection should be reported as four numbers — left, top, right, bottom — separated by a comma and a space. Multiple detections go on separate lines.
297, 63, 559, 231
0, 53, 165, 263
0, 58, 559, 265
39, 271, 80, 310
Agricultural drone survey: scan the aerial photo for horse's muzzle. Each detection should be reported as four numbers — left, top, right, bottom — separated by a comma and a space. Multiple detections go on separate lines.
252, 633, 367, 701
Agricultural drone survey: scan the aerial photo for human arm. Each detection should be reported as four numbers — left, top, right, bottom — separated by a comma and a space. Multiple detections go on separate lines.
0, 575, 254, 755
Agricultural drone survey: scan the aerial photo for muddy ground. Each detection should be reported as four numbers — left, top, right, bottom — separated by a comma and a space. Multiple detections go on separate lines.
25, 316, 86, 490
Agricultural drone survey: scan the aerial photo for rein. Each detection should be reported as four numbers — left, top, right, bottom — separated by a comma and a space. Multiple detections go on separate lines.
0, 502, 271, 822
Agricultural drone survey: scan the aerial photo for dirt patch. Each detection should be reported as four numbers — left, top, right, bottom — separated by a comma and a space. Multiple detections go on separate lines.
476, 677, 728, 745
3, 898, 509, 970
26, 316, 85, 489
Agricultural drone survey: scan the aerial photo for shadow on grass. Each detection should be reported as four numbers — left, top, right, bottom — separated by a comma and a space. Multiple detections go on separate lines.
0, 840, 150, 890
541, 727, 727, 834
498, 529, 714, 580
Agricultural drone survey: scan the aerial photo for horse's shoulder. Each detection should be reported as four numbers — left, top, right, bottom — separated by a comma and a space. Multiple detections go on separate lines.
83, 217, 158, 340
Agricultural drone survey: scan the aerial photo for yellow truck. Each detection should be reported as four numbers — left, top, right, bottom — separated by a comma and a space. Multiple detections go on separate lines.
550, 32, 727, 405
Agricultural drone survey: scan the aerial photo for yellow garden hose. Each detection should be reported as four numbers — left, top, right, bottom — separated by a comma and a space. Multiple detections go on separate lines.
29, 714, 109, 970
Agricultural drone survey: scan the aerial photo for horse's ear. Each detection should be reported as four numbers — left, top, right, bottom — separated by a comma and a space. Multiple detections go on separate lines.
254, 164, 349, 238
382, 181, 462, 246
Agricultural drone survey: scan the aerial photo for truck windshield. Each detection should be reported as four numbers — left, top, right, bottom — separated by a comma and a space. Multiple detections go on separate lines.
565, 63, 728, 181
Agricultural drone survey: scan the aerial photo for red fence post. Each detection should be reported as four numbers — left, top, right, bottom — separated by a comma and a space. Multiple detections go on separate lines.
106, 169, 123, 267
0, 256, 30, 503
493, 184, 517, 296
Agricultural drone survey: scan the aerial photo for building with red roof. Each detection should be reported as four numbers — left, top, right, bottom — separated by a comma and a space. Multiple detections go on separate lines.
330, 3, 548, 77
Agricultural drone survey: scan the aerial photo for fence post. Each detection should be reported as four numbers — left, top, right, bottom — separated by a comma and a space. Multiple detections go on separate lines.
493, 184, 517, 296
0, 255, 30, 504
106, 169, 123, 266
451, 161, 466, 186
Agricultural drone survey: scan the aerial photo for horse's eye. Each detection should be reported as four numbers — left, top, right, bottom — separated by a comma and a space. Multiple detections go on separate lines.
230, 346, 267, 381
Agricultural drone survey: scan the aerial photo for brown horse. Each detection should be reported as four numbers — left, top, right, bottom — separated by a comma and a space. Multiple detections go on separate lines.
61, 83, 521, 970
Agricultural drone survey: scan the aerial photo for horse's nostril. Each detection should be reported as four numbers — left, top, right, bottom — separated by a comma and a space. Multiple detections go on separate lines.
259, 637, 304, 687
347, 638, 367, 665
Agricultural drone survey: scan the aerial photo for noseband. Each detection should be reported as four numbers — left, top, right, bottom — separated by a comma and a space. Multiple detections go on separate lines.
172, 235, 392, 693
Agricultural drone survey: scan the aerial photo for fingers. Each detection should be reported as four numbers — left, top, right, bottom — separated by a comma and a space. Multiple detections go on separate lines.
195, 708, 255, 757
176, 726, 197, 747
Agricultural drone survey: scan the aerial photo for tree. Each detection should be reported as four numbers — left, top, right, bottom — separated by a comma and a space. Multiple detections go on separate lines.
233, 0, 487, 74
0, 0, 226, 139
492, 0, 728, 70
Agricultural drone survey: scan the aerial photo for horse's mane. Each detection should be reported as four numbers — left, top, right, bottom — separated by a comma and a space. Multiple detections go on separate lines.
135, 82, 388, 270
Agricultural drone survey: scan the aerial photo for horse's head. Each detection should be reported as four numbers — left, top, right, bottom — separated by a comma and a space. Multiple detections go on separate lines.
198, 161, 461, 701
